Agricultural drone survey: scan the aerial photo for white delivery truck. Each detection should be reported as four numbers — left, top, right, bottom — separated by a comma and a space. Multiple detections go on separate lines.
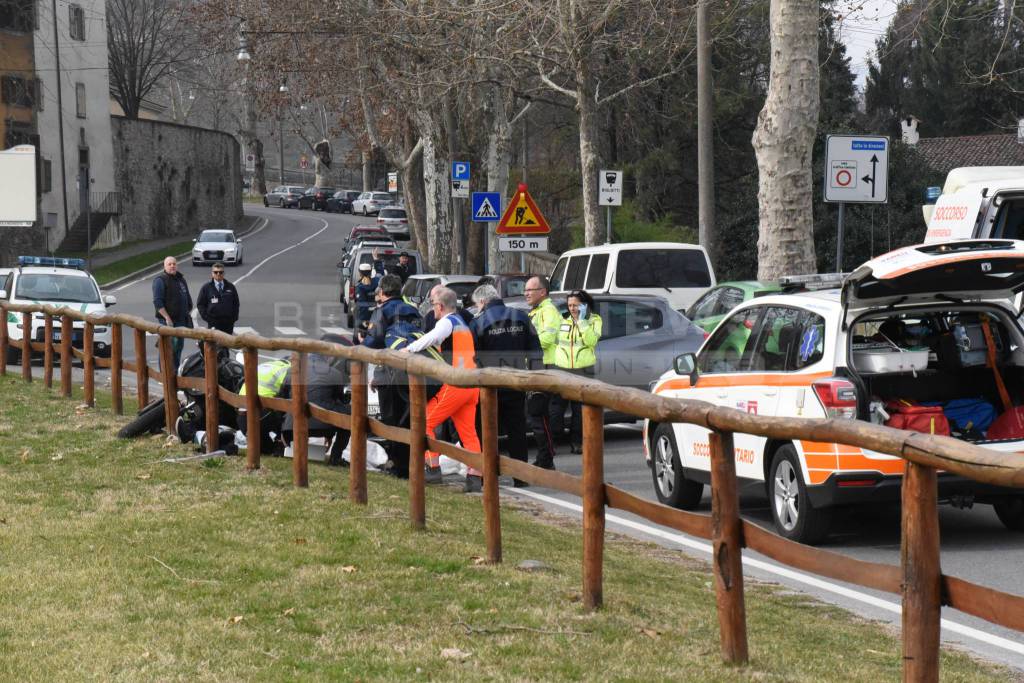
924, 166, 1024, 243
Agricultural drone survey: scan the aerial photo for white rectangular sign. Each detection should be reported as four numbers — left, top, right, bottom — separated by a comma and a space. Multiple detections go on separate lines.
0, 145, 36, 227
387, 172, 398, 192
599, 169, 623, 206
498, 236, 548, 252
452, 179, 469, 198
824, 135, 889, 203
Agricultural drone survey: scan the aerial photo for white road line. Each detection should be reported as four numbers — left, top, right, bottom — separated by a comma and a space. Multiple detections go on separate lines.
507, 487, 1024, 657
275, 326, 305, 336
234, 218, 329, 285
320, 326, 349, 336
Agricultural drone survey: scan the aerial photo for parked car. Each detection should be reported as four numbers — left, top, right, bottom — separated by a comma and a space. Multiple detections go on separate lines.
549, 242, 716, 312
507, 293, 706, 395
377, 207, 409, 240
326, 189, 361, 214
477, 273, 530, 300
352, 191, 395, 216
192, 229, 244, 266
646, 241, 1024, 543
687, 281, 781, 334
401, 274, 481, 317
1, 256, 117, 363
264, 185, 305, 208
342, 225, 392, 253
339, 246, 424, 327
297, 187, 335, 210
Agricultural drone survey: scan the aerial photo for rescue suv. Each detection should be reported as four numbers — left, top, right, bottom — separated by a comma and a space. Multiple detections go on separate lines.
644, 240, 1024, 544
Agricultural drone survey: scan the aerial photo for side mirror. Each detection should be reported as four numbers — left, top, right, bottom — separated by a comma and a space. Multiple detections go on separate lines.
237, 238, 242, 243
673, 352, 699, 386
103, 294, 117, 306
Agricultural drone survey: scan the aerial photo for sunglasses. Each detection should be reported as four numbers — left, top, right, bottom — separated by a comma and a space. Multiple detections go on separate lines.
212, 270, 225, 275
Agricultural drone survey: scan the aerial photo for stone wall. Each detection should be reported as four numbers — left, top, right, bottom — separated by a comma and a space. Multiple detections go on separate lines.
111, 116, 243, 241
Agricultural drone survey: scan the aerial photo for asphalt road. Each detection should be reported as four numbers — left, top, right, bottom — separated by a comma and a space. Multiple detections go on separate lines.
20, 205, 1024, 671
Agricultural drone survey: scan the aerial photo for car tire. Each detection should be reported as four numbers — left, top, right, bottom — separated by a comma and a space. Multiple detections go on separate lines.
278, 198, 285, 208
362, 206, 368, 216
263, 198, 268, 207
6, 345, 20, 365
650, 424, 703, 509
768, 445, 832, 544
118, 399, 167, 438
993, 497, 1024, 531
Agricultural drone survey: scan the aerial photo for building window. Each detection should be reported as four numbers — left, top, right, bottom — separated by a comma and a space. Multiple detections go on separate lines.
69, 4, 85, 40
41, 159, 52, 193
0, 0, 35, 32
1, 75, 35, 108
75, 82, 86, 118
4, 121, 32, 148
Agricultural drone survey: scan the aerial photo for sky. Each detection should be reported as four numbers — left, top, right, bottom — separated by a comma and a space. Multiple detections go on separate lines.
833, 0, 900, 87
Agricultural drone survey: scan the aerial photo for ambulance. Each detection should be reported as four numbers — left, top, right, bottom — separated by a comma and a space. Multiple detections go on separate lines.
924, 166, 1024, 243
644, 240, 1024, 544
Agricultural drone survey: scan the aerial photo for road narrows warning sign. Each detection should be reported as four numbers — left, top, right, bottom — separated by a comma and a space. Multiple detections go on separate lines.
496, 183, 550, 235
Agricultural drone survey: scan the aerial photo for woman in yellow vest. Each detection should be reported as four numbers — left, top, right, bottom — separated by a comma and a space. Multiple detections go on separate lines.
552, 290, 602, 454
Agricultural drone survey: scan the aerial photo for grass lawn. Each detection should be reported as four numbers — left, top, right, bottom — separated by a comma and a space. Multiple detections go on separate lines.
92, 240, 195, 285
0, 374, 1009, 681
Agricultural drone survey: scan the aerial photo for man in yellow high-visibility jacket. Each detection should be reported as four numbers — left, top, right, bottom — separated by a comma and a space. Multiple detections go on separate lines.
525, 275, 561, 470
238, 357, 291, 454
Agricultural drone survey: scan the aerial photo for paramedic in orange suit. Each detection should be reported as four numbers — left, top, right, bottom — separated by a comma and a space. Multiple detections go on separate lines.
401, 287, 483, 492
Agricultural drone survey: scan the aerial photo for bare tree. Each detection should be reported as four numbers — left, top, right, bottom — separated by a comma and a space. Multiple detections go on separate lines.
107, 0, 193, 119
751, 0, 819, 279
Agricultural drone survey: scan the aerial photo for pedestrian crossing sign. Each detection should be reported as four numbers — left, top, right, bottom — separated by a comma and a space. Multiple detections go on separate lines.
496, 183, 551, 234
471, 191, 501, 222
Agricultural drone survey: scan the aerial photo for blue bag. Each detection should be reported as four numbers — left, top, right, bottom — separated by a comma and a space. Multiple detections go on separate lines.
938, 398, 997, 434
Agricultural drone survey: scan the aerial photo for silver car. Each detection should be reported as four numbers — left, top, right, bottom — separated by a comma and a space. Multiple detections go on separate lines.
352, 191, 395, 216
192, 229, 244, 266
376, 207, 409, 239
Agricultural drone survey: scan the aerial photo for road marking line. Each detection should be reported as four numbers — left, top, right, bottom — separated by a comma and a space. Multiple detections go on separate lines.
275, 326, 305, 336
235, 218, 329, 285
320, 326, 348, 336
507, 487, 1024, 657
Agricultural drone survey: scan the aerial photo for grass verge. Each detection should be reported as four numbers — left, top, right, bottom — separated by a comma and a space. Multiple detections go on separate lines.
0, 374, 1009, 681
92, 240, 195, 285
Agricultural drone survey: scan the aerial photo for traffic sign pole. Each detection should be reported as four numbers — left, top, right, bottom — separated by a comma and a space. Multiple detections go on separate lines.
836, 202, 845, 272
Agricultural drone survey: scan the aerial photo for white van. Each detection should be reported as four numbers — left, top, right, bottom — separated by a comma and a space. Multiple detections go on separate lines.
924, 166, 1024, 243
548, 242, 715, 311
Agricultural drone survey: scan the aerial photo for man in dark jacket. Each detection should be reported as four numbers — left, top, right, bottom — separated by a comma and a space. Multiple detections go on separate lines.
152, 256, 194, 369
196, 262, 241, 334
471, 284, 542, 485
283, 333, 353, 465
372, 248, 417, 284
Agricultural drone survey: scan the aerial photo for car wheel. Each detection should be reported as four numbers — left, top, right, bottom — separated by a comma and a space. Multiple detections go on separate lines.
263, 198, 268, 207
650, 424, 703, 509
6, 345, 20, 365
362, 206, 368, 216
279, 198, 285, 208
993, 497, 1024, 531
768, 445, 832, 544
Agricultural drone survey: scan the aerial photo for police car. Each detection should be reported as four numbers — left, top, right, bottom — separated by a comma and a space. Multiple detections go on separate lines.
1, 256, 117, 363
644, 240, 1024, 543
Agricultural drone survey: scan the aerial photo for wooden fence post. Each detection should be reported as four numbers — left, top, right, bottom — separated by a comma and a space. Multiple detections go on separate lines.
158, 334, 179, 433
480, 387, 502, 564
83, 321, 95, 407
901, 462, 941, 683
60, 316, 72, 397
111, 323, 123, 415
582, 403, 606, 610
0, 304, 8, 375
291, 351, 309, 488
43, 316, 54, 388
133, 328, 149, 408
21, 312, 31, 382
243, 347, 261, 470
709, 430, 749, 664
348, 360, 368, 504
203, 341, 219, 452
408, 373, 427, 530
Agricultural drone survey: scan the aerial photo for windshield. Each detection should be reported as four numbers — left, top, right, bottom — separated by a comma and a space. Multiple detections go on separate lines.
615, 249, 712, 288
199, 231, 234, 243
16, 273, 100, 303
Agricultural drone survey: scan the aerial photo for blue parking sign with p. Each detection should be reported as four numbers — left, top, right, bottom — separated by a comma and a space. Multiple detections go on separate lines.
472, 192, 501, 222
452, 161, 470, 181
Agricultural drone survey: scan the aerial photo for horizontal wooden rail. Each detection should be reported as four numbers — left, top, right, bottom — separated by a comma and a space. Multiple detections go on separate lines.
5, 300, 1024, 682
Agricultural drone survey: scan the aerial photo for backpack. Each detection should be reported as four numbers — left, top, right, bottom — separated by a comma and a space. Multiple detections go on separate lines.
884, 400, 951, 437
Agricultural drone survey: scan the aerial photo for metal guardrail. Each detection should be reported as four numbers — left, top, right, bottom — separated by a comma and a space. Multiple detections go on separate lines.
3, 301, 1024, 682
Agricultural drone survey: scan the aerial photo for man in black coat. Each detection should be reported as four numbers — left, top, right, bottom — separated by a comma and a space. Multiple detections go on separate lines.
152, 256, 193, 369
372, 248, 417, 284
196, 262, 241, 334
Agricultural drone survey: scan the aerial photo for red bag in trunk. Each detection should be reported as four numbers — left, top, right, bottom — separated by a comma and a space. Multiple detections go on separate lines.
884, 400, 951, 436
986, 406, 1024, 440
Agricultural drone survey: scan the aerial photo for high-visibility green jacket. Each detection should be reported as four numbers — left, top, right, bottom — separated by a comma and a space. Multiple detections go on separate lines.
555, 314, 603, 370
529, 298, 562, 366
239, 358, 290, 398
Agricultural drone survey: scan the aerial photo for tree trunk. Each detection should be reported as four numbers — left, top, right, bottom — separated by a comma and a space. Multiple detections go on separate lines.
576, 62, 603, 247
751, 0, 819, 279
486, 86, 515, 273
361, 149, 372, 192
415, 111, 453, 272
402, 150, 428, 253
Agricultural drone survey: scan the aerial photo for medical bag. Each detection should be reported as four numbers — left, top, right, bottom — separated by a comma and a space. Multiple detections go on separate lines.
884, 400, 951, 436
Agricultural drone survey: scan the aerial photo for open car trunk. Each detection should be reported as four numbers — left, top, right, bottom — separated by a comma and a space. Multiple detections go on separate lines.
848, 306, 1024, 445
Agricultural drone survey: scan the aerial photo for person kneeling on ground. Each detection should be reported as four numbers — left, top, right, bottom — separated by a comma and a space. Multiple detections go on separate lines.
400, 286, 483, 492
238, 356, 291, 455
282, 333, 353, 466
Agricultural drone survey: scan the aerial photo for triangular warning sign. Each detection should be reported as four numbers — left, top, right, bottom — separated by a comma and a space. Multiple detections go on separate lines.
496, 184, 551, 235
475, 197, 498, 219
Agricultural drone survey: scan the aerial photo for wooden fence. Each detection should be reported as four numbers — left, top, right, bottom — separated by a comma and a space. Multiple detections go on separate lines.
3, 301, 1024, 682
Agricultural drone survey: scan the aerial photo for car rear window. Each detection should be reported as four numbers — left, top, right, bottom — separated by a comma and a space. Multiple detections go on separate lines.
372, 193, 393, 201
379, 209, 406, 218
615, 249, 711, 288
501, 277, 528, 297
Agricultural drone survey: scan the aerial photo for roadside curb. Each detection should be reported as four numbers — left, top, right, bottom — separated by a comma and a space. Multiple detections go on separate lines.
101, 216, 269, 289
